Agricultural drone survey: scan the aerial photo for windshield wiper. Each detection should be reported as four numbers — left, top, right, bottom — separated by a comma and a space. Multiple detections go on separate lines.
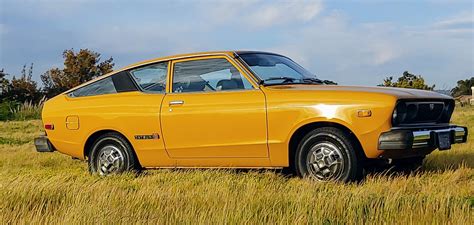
260, 77, 325, 86
302, 78, 324, 84
260, 77, 297, 85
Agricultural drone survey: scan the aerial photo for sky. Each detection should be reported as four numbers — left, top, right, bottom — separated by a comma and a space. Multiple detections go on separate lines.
0, 0, 473, 89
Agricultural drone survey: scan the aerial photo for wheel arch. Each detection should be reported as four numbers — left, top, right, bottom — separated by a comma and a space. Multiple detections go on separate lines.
83, 129, 141, 167
288, 121, 367, 169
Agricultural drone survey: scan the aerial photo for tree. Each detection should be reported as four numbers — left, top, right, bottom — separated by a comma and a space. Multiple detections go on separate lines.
379, 71, 435, 90
5, 64, 42, 103
0, 69, 9, 97
41, 49, 114, 97
451, 77, 474, 97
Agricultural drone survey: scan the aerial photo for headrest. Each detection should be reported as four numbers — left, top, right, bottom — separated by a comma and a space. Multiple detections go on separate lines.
216, 79, 239, 90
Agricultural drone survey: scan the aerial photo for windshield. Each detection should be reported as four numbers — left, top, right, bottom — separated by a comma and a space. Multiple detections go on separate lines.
238, 53, 320, 85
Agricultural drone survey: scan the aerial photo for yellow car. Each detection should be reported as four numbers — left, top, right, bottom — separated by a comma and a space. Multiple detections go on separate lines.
35, 51, 468, 182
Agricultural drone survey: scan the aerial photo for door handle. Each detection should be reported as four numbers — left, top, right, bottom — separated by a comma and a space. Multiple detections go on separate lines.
169, 100, 184, 106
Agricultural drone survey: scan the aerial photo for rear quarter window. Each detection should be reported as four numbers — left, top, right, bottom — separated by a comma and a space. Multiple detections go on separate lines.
69, 77, 117, 97
129, 62, 168, 93
111, 71, 138, 93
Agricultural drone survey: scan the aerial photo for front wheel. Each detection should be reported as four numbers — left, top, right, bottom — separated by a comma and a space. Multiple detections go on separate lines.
88, 133, 140, 176
295, 127, 363, 182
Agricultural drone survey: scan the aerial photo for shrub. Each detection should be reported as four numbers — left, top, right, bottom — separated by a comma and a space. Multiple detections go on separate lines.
0, 101, 15, 121
10, 97, 45, 121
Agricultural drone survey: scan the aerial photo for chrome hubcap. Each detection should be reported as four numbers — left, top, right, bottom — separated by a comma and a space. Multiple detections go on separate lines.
307, 142, 344, 180
97, 145, 124, 176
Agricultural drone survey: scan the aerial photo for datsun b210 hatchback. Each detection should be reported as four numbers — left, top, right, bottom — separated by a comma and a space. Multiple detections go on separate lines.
35, 51, 468, 182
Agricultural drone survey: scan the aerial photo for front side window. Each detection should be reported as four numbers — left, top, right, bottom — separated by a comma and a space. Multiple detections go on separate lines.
239, 53, 322, 85
172, 58, 253, 93
69, 77, 116, 97
130, 62, 168, 93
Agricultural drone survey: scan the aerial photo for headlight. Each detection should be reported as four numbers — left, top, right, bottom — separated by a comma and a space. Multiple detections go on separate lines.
406, 103, 418, 121
392, 102, 407, 126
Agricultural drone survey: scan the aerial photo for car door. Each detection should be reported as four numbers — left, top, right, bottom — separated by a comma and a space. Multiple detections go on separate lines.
160, 55, 268, 159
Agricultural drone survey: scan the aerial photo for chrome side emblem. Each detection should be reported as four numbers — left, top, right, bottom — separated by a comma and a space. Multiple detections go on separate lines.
135, 133, 160, 140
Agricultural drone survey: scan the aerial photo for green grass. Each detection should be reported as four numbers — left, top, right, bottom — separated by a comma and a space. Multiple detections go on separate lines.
0, 108, 473, 224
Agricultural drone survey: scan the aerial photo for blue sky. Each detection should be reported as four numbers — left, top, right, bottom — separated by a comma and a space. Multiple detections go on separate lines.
0, 0, 473, 89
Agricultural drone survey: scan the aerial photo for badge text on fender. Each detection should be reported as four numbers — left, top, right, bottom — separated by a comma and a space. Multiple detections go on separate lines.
135, 133, 160, 140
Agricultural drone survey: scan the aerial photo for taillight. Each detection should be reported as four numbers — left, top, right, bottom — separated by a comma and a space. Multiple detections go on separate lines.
44, 124, 54, 130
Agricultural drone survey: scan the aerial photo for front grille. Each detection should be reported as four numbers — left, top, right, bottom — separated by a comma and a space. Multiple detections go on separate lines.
408, 102, 444, 123
392, 100, 454, 126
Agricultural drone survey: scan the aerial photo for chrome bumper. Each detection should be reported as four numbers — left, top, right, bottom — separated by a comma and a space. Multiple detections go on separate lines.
34, 135, 55, 152
378, 126, 468, 150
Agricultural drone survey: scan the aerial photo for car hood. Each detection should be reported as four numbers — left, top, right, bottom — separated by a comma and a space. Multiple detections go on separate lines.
265, 85, 452, 100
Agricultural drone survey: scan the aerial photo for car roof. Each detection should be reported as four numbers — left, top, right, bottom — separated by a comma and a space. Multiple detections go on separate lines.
122, 51, 234, 71
122, 50, 283, 71
64, 50, 279, 94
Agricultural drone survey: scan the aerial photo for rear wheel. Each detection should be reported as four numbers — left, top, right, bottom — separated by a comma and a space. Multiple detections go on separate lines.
295, 127, 363, 182
88, 133, 140, 176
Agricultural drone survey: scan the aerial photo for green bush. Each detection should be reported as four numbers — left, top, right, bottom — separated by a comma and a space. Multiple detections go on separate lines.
0, 101, 15, 121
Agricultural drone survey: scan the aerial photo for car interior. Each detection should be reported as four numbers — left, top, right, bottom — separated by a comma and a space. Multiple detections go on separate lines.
172, 59, 248, 93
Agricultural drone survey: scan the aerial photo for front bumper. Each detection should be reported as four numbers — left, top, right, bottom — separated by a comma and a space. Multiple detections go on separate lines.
378, 126, 468, 150
34, 135, 55, 152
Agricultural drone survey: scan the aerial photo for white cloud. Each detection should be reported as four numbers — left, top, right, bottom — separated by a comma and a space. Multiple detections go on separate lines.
267, 10, 472, 87
246, 1, 323, 28
434, 11, 473, 27
371, 41, 400, 65
202, 0, 323, 29
82, 24, 185, 55
434, 16, 473, 29
201, 0, 261, 25
413, 11, 474, 38
1, 0, 471, 88
81, 0, 324, 57
270, 12, 401, 67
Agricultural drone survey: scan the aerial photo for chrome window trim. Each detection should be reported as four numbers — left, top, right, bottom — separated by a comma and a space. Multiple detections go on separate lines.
65, 53, 244, 95
129, 61, 169, 94
169, 55, 259, 94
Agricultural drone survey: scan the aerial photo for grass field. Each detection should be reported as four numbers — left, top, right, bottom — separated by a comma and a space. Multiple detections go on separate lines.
0, 108, 473, 224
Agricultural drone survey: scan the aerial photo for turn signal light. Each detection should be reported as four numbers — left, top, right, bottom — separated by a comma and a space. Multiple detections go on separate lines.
357, 109, 372, 117
44, 124, 54, 130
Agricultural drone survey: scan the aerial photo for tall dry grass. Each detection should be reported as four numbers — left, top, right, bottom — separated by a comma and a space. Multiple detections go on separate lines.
0, 108, 473, 224
9, 97, 46, 121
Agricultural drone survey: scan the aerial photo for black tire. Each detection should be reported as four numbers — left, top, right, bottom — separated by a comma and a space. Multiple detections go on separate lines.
88, 132, 140, 176
295, 127, 363, 182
